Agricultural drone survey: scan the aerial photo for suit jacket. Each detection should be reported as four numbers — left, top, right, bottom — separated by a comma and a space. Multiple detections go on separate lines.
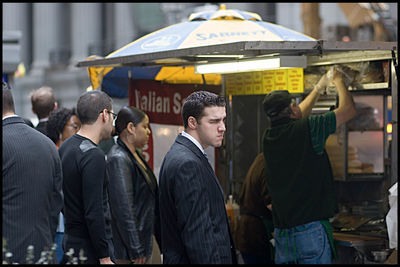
2, 116, 63, 264
158, 134, 237, 264
35, 120, 48, 135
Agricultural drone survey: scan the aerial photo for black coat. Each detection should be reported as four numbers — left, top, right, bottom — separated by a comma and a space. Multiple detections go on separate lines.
106, 138, 161, 260
158, 134, 237, 264
35, 120, 48, 135
235, 153, 273, 256
2, 116, 63, 264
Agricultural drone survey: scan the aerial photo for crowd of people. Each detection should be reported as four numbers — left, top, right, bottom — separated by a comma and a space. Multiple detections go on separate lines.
2, 66, 355, 264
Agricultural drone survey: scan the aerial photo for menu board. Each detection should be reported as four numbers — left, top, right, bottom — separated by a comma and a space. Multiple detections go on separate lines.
225, 68, 304, 95
287, 68, 304, 93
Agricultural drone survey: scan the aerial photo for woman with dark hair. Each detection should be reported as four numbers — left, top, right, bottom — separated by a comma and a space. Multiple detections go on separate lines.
106, 106, 161, 264
47, 107, 81, 148
46, 106, 81, 263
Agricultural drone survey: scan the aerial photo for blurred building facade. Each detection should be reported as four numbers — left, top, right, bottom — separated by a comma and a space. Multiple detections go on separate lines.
2, 2, 398, 124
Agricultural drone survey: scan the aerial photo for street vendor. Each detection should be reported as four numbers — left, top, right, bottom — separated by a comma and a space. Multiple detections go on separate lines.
262, 67, 356, 264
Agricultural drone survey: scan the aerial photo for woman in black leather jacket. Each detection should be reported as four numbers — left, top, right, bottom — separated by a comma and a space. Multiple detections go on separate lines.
106, 106, 161, 264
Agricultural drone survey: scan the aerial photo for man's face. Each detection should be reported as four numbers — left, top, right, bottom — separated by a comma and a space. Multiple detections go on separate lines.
196, 106, 226, 149
102, 109, 115, 140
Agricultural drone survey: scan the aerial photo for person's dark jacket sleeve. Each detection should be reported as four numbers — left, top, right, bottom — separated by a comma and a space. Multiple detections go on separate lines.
153, 189, 162, 253
50, 149, 64, 240
107, 152, 145, 260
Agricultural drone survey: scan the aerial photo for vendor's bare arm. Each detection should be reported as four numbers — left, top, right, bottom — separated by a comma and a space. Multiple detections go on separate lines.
332, 70, 356, 128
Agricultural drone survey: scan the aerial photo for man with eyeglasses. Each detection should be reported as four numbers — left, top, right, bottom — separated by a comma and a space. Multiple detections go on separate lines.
58, 90, 116, 264
98, 111, 117, 155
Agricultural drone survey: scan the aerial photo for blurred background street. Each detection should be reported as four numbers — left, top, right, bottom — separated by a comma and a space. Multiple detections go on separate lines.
2, 2, 398, 125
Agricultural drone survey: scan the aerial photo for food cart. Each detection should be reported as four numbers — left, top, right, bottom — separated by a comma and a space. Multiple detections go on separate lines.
213, 41, 398, 264
78, 40, 398, 264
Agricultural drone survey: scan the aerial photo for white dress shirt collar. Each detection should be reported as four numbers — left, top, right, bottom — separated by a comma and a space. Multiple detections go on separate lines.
181, 131, 205, 155
2, 114, 19, 121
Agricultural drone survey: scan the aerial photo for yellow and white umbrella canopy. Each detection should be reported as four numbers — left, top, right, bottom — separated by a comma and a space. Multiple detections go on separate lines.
88, 4, 315, 97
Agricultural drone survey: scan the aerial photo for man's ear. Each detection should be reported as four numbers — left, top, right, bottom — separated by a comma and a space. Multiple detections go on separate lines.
290, 103, 302, 119
99, 109, 106, 122
187, 116, 197, 130
54, 102, 58, 111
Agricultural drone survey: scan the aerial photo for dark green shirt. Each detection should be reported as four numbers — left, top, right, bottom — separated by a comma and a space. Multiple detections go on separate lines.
309, 111, 337, 155
263, 111, 338, 229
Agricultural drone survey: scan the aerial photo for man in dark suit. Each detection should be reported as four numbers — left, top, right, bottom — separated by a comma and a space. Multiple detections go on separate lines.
158, 90, 237, 264
2, 82, 63, 264
30, 86, 57, 135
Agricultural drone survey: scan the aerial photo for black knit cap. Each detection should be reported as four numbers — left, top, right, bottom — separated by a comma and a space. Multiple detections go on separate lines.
262, 90, 293, 117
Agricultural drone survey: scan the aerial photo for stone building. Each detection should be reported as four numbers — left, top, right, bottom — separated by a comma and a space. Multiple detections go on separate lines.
2, 3, 397, 124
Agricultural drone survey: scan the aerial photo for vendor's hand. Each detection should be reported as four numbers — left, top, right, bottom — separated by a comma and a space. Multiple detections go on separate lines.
315, 73, 329, 93
132, 256, 146, 264
267, 204, 272, 211
331, 68, 344, 86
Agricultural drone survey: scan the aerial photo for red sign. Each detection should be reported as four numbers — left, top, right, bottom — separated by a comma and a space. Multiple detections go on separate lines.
128, 79, 221, 170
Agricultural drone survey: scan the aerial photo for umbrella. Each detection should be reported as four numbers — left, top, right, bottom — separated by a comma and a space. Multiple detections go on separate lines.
87, 4, 315, 98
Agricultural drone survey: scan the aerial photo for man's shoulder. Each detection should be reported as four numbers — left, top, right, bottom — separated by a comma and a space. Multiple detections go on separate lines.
168, 139, 197, 158
3, 116, 28, 130
4, 118, 53, 143
35, 121, 47, 133
60, 136, 102, 156
79, 139, 98, 153
106, 143, 130, 162
161, 142, 197, 172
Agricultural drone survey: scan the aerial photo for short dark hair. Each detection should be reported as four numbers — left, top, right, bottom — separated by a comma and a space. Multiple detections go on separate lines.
115, 106, 146, 135
30, 86, 56, 119
46, 107, 76, 144
3, 82, 15, 114
77, 90, 112, 125
182, 90, 225, 129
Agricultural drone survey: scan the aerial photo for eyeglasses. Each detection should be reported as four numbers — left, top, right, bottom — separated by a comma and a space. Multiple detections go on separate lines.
65, 123, 80, 130
108, 111, 117, 120
100, 110, 117, 120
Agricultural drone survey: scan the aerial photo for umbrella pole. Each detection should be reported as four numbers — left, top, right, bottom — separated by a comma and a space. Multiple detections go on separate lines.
223, 75, 234, 198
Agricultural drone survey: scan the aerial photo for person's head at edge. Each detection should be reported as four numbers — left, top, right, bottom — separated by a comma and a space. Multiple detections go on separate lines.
3, 81, 15, 118
182, 90, 226, 149
77, 90, 114, 143
30, 86, 57, 120
115, 106, 151, 149
3, 82, 34, 127
262, 90, 302, 126
47, 107, 81, 147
